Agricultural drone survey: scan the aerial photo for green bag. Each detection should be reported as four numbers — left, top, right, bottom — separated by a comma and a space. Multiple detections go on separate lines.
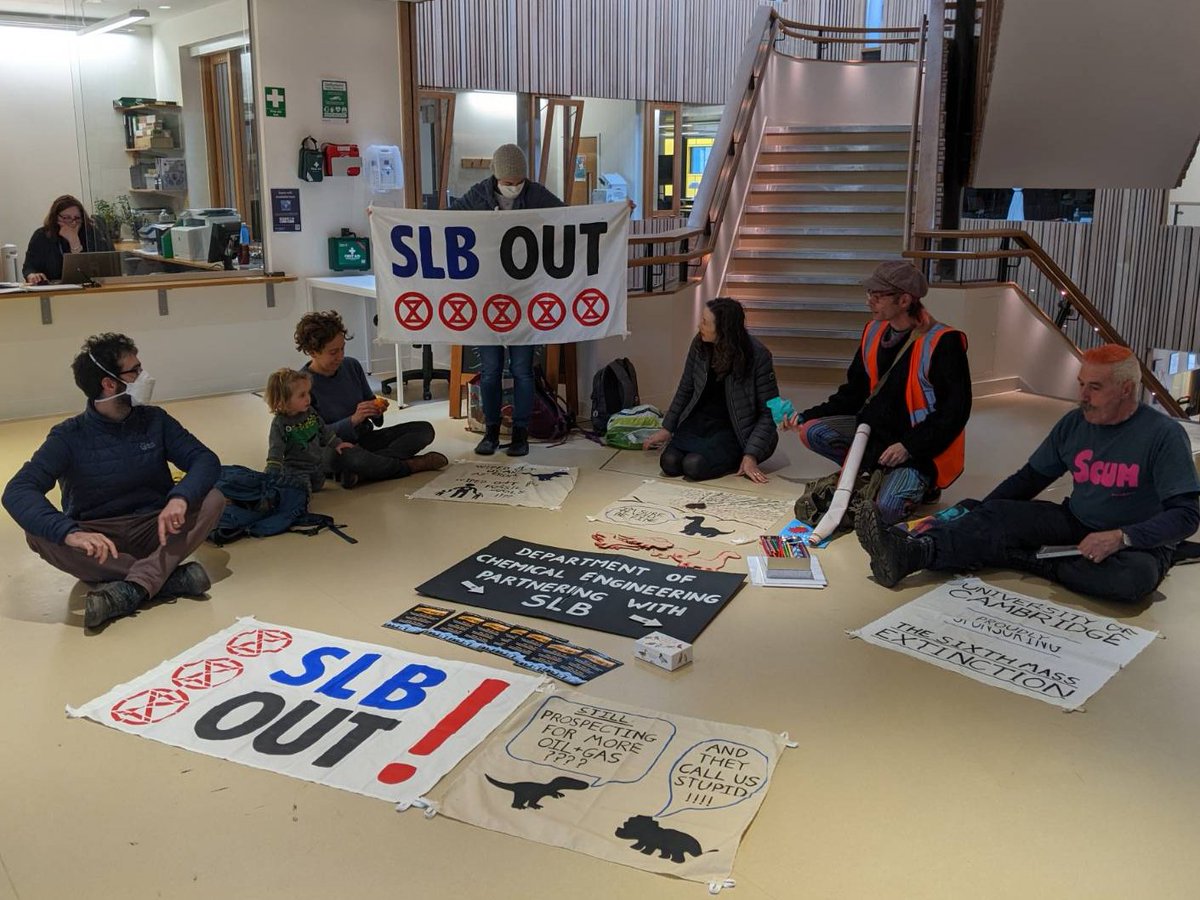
604, 404, 664, 449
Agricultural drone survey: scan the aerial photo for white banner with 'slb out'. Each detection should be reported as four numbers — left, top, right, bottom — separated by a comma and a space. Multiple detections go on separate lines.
370, 203, 629, 346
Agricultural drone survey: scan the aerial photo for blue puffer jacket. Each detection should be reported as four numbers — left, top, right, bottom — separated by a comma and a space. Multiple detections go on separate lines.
2, 403, 220, 544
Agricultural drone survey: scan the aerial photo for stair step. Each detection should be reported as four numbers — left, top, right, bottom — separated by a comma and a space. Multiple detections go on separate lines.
760, 142, 910, 153
732, 249, 903, 261
750, 182, 906, 193
740, 298, 867, 313
755, 162, 908, 173
739, 226, 903, 236
750, 325, 863, 340
765, 124, 910, 134
773, 355, 853, 368
743, 204, 906, 214
726, 273, 863, 286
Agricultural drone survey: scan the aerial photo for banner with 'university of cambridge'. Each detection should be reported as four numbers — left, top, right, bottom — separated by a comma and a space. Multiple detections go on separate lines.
370, 203, 629, 346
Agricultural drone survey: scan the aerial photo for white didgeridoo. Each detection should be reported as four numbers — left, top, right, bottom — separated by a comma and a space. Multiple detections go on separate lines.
809, 422, 871, 542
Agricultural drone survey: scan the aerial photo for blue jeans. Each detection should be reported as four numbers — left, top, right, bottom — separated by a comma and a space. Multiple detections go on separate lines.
929, 498, 1173, 603
800, 415, 931, 525
479, 345, 535, 428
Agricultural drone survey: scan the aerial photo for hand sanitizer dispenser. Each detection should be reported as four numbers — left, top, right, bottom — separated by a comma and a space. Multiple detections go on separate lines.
364, 144, 403, 194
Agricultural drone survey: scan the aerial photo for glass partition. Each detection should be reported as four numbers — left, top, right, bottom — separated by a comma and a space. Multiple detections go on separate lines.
0, 0, 264, 282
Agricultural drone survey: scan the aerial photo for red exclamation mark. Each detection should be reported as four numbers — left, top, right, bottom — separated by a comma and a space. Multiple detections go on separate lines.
377, 678, 511, 784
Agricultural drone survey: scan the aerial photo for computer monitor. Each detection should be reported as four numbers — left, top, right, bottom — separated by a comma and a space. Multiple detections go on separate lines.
61, 251, 123, 284
207, 221, 243, 264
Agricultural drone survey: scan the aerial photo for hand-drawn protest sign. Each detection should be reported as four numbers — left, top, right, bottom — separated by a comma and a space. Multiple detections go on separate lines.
67, 618, 541, 805
415, 536, 746, 642
850, 578, 1158, 709
407, 460, 578, 510
436, 692, 787, 883
370, 203, 629, 345
592, 479, 794, 545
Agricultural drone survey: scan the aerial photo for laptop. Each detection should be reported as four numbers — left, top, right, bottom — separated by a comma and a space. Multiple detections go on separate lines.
61, 251, 124, 284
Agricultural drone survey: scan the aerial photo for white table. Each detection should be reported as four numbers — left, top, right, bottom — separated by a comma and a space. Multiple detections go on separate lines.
305, 274, 409, 402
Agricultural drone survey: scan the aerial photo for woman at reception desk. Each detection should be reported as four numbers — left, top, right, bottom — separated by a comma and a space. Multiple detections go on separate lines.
22, 195, 114, 284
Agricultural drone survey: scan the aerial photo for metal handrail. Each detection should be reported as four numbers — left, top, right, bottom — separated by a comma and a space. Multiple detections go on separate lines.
902, 15, 928, 250
908, 228, 1186, 416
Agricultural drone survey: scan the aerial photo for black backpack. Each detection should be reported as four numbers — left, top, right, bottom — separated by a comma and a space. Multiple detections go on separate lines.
528, 365, 574, 442
590, 358, 639, 434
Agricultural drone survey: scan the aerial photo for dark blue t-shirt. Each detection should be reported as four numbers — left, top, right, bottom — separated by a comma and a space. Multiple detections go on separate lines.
1029, 405, 1199, 530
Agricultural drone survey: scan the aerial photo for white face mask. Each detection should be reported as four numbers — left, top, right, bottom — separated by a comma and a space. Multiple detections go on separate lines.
90, 353, 155, 407
497, 182, 524, 199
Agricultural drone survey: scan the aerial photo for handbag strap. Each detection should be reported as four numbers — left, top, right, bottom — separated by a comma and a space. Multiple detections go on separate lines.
864, 327, 919, 405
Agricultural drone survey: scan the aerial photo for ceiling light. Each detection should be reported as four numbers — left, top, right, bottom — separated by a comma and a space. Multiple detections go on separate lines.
78, 8, 149, 36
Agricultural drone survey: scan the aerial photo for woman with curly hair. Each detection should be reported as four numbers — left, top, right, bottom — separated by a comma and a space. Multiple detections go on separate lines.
294, 310, 445, 488
642, 297, 780, 483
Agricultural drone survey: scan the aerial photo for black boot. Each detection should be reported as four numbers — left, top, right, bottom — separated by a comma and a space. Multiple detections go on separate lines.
507, 426, 529, 457
475, 424, 501, 456
855, 503, 933, 588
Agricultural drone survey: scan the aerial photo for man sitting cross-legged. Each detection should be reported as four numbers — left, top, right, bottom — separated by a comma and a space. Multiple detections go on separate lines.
856, 345, 1199, 604
2, 333, 224, 629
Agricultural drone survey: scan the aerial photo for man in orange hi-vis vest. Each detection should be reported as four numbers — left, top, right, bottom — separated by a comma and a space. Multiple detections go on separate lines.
780, 260, 971, 525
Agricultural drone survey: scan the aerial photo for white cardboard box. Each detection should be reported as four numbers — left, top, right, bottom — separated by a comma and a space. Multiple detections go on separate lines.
634, 632, 693, 671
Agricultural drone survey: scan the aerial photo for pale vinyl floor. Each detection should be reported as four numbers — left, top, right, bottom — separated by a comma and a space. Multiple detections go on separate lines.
1, 385, 1198, 900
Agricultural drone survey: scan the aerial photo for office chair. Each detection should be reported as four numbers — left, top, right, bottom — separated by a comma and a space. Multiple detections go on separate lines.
371, 314, 450, 401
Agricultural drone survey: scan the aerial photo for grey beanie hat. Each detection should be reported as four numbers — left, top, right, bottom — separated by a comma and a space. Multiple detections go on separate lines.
492, 143, 528, 181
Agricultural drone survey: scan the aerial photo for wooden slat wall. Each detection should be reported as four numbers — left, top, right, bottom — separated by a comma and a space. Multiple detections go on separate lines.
415, 0, 921, 103
958, 189, 1200, 359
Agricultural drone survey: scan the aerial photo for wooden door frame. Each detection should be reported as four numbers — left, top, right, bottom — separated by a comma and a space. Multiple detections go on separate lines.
417, 90, 456, 209
528, 95, 584, 201
643, 101, 682, 217
200, 49, 248, 216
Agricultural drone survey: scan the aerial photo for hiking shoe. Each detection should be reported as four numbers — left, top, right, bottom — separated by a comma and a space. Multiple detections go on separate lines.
84, 581, 148, 629
407, 451, 449, 474
159, 562, 211, 599
474, 425, 501, 456
339, 470, 360, 489
506, 426, 530, 457
855, 502, 932, 588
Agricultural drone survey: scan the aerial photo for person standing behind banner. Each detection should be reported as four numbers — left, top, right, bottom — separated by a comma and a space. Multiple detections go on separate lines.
22, 194, 114, 284
451, 143, 565, 458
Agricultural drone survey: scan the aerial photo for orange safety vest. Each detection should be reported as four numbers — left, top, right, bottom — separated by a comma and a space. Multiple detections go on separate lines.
860, 317, 967, 488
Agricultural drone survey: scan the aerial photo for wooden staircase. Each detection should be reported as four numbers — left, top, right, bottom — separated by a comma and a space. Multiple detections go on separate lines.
727, 124, 911, 383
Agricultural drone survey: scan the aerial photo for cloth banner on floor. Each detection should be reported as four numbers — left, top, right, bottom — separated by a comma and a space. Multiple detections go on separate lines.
436, 692, 787, 883
416, 536, 745, 642
408, 460, 578, 510
66, 618, 542, 804
370, 203, 629, 345
591, 479, 794, 545
849, 578, 1158, 710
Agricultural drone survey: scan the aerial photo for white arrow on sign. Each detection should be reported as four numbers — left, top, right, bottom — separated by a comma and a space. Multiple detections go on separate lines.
629, 615, 663, 627
461, 580, 484, 594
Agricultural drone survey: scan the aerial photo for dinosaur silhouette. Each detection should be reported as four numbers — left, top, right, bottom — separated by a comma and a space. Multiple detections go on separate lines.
533, 470, 571, 482
614, 815, 710, 863
681, 515, 733, 538
485, 774, 589, 809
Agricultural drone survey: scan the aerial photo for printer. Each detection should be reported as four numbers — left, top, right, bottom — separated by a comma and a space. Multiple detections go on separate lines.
171, 208, 241, 261
592, 172, 629, 204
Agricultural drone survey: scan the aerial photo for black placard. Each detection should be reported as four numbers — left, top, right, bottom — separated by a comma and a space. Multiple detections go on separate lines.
416, 536, 745, 642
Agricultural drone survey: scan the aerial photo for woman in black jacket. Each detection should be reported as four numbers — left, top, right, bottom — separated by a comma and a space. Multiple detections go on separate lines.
23, 194, 113, 284
644, 297, 780, 482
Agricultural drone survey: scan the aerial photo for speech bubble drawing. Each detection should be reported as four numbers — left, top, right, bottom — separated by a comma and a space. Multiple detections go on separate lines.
505, 696, 676, 787
655, 739, 769, 818
603, 503, 679, 527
